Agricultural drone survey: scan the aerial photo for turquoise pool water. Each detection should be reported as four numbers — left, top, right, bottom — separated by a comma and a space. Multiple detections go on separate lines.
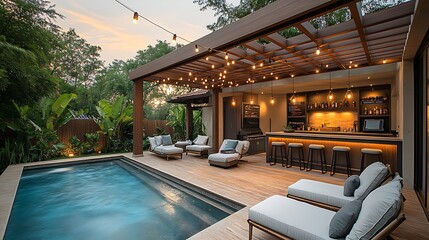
5, 159, 237, 240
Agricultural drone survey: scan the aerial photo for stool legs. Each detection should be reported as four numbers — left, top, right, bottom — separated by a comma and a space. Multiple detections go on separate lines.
307, 149, 327, 174
360, 153, 383, 173
269, 145, 276, 166
287, 147, 305, 170
331, 151, 351, 176
346, 152, 351, 176
270, 145, 287, 166
330, 151, 337, 176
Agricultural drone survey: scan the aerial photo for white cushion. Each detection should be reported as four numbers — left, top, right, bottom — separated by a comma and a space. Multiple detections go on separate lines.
333, 146, 351, 152
148, 137, 157, 151
288, 142, 303, 148
288, 179, 354, 208
208, 153, 239, 163
354, 162, 388, 200
236, 140, 250, 154
249, 195, 336, 240
154, 145, 183, 154
361, 148, 382, 154
309, 144, 325, 149
155, 136, 162, 146
194, 135, 209, 145
186, 145, 211, 151
347, 175, 403, 240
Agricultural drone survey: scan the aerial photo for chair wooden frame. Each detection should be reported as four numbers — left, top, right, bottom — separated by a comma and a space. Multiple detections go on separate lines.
150, 149, 183, 161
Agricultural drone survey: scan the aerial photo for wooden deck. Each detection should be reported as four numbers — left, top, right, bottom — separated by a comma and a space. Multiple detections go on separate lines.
125, 152, 429, 240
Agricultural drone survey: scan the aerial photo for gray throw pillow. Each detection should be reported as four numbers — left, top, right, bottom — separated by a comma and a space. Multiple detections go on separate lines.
344, 175, 360, 197
329, 200, 363, 238
220, 148, 235, 154
161, 135, 173, 146
225, 140, 239, 149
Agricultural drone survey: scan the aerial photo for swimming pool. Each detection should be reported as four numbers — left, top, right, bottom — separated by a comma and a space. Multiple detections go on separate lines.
5, 158, 243, 239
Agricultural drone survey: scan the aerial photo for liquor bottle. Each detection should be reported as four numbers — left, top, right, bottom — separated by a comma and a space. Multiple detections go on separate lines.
352, 101, 356, 108
369, 107, 373, 115
375, 106, 380, 115
314, 102, 318, 108
321, 102, 324, 109
364, 107, 368, 115
325, 102, 328, 108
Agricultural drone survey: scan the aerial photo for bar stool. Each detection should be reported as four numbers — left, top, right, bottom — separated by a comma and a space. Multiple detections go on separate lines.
287, 143, 305, 170
330, 146, 351, 176
270, 142, 287, 166
360, 148, 383, 173
307, 144, 327, 174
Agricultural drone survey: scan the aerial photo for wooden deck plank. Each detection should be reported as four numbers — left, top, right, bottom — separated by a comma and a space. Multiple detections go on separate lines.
125, 152, 429, 240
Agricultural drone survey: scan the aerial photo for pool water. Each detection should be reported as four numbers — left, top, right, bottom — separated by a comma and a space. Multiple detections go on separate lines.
5, 160, 235, 240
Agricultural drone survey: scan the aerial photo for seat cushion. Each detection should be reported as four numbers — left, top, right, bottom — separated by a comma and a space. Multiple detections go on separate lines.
155, 136, 162, 146
249, 195, 336, 240
329, 200, 362, 238
154, 145, 183, 154
344, 175, 360, 197
272, 142, 286, 146
288, 142, 303, 148
208, 153, 238, 163
354, 162, 388, 201
361, 148, 382, 154
333, 146, 350, 152
288, 179, 354, 208
309, 144, 325, 149
148, 137, 157, 151
347, 175, 403, 240
186, 145, 211, 151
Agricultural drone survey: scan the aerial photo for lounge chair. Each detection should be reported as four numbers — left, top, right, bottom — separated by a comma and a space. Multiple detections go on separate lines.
287, 161, 391, 209
248, 175, 405, 240
208, 139, 250, 168
185, 135, 211, 158
148, 135, 183, 160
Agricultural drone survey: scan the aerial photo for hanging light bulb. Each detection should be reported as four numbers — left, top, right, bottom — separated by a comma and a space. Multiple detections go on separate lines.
327, 72, 334, 100
172, 34, 177, 44
270, 96, 275, 104
250, 98, 254, 104
133, 12, 139, 24
225, 53, 229, 60
270, 79, 275, 104
316, 47, 320, 55
232, 97, 236, 106
345, 69, 352, 99
195, 45, 199, 52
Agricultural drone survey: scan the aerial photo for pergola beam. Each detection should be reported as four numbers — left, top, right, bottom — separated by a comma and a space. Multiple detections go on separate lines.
349, 2, 373, 65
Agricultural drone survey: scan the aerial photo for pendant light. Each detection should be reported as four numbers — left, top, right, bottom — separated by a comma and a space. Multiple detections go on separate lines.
232, 83, 236, 106
250, 80, 254, 104
270, 79, 275, 104
328, 71, 334, 100
290, 74, 296, 103
345, 69, 352, 99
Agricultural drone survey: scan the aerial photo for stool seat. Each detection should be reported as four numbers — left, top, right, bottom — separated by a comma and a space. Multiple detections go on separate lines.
288, 143, 304, 148
333, 146, 351, 152
361, 148, 382, 155
309, 144, 325, 150
272, 142, 286, 146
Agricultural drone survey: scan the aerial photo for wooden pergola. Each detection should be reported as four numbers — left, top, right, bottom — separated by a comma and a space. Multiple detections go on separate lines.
129, 0, 415, 156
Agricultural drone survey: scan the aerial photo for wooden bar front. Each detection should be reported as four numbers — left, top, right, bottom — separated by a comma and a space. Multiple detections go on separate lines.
265, 132, 402, 175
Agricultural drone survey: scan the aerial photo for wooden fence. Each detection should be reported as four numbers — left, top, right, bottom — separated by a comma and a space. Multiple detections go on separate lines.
57, 119, 173, 147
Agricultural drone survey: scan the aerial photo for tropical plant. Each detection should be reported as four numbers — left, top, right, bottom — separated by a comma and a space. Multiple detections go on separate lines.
30, 129, 66, 161
95, 95, 133, 151
166, 105, 186, 141
192, 110, 206, 139
37, 93, 77, 130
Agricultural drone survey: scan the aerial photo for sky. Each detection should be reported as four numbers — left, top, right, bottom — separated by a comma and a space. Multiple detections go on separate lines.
51, 0, 241, 65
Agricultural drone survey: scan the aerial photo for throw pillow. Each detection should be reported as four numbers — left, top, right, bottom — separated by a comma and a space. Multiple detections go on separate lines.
329, 199, 363, 238
344, 175, 360, 197
155, 136, 162, 146
346, 175, 403, 240
225, 140, 239, 149
161, 135, 173, 146
354, 162, 388, 201
194, 135, 209, 145
220, 148, 235, 154
148, 137, 157, 151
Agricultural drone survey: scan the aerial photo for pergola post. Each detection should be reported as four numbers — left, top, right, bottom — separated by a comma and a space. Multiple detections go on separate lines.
133, 79, 144, 157
186, 102, 193, 140
211, 89, 220, 150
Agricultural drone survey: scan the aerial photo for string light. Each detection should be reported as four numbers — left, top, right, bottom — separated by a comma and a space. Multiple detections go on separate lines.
316, 47, 320, 55
195, 45, 199, 52
382, 59, 387, 64
172, 34, 177, 44
225, 53, 229, 60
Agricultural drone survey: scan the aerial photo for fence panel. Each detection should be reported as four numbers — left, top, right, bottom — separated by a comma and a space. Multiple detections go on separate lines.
143, 120, 173, 137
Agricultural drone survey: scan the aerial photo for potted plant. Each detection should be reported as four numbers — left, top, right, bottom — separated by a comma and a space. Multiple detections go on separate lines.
283, 124, 294, 133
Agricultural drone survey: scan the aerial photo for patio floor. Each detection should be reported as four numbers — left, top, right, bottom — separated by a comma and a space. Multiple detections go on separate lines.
1, 152, 428, 239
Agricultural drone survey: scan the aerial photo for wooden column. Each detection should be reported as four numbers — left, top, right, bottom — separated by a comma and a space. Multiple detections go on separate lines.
186, 102, 193, 140
133, 79, 144, 157
211, 89, 220, 150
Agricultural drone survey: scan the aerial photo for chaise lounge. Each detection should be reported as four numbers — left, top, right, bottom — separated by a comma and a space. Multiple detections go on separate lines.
185, 135, 211, 158
148, 135, 183, 160
248, 175, 405, 240
208, 139, 250, 168
287, 161, 391, 209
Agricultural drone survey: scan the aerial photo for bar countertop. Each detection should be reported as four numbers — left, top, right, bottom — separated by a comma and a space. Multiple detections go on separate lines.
266, 131, 402, 142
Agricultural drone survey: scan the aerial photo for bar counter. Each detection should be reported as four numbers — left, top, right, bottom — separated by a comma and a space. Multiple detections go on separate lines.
265, 131, 402, 174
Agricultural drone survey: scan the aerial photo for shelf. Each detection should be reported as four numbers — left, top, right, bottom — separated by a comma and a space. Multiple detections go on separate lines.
288, 115, 306, 119
361, 101, 387, 104
359, 115, 390, 117
306, 107, 357, 112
